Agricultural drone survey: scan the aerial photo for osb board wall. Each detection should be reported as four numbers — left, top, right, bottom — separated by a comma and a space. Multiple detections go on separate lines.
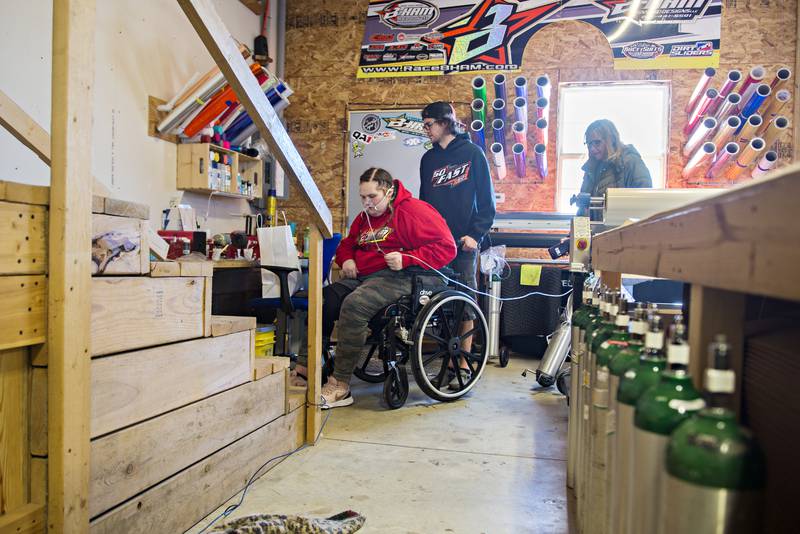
281, 0, 797, 231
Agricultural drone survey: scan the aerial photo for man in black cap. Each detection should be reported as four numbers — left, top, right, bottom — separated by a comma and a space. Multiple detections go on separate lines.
419, 101, 496, 388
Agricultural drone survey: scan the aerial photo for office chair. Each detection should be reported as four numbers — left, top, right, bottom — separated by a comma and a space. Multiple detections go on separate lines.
250, 232, 342, 357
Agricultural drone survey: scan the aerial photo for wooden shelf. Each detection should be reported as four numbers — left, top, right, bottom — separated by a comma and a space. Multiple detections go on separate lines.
176, 143, 263, 200
177, 187, 256, 200
592, 164, 800, 303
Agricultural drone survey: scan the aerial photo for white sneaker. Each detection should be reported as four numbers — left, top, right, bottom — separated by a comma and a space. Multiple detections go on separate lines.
320, 378, 354, 409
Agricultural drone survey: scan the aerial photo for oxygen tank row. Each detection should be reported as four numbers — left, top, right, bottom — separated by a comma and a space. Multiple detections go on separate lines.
567, 276, 765, 534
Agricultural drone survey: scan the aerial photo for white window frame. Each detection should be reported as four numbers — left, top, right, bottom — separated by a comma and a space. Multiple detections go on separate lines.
555, 81, 671, 213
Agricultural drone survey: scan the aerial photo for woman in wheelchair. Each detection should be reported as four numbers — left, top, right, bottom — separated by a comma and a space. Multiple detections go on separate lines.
292, 167, 489, 409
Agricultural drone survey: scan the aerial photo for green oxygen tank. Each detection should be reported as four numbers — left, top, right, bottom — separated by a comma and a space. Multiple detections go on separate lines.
632, 315, 705, 534
606, 301, 648, 534
568, 275, 596, 490
617, 313, 667, 534
661, 335, 765, 534
587, 297, 631, 534
578, 286, 608, 528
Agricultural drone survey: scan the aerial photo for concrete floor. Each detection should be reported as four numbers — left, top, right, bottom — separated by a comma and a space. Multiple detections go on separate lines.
189, 356, 576, 534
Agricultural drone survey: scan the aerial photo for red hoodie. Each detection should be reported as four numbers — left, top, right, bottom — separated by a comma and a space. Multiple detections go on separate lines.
336, 180, 457, 277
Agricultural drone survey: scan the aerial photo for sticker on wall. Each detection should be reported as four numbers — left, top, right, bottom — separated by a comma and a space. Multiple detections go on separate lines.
357, 0, 721, 77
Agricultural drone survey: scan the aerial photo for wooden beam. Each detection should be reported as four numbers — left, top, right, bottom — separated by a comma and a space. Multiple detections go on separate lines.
0, 503, 45, 534
91, 277, 206, 357
30, 368, 48, 457
210, 315, 256, 337
89, 372, 285, 517
306, 226, 322, 442
0, 276, 46, 351
0, 90, 51, 166
177, 0, 333, 238
687, 285, 746, 413
0, 181, 49, 206
592, 165, 800, 303
48, 1, 95, 531
90, 331, 252, 438
90, 410, 303, 534
1, 348, 30, 515
0, 202, 48, 276
30, 458, 47, 506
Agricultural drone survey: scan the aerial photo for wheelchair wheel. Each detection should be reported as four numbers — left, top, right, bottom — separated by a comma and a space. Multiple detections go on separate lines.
382, 363, 408, 409
498, 346, 510, 368
411, 291, 489, 402
353, 344, 386, 383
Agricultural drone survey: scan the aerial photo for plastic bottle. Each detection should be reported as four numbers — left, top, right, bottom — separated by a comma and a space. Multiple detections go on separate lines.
303, 226, 310, 258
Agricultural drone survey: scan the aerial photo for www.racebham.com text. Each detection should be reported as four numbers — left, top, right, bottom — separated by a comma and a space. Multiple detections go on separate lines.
361, 63, 520, 73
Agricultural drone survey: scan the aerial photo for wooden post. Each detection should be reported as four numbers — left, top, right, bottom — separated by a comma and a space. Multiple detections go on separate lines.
687, 285, 746, 413
48, 0, 95, 531
306, 227, 323, 443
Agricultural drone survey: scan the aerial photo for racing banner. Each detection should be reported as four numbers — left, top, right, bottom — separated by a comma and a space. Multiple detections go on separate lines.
357, 0, 722, 78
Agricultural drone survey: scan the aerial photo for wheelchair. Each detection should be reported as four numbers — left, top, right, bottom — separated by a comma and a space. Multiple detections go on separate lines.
327, 269, 489, 410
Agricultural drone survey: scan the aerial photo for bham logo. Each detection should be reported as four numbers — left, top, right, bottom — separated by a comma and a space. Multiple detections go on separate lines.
593, 0, 712, 24
383, 113, 427, 138
432, 162, 471, 188
378, 1, 439, 29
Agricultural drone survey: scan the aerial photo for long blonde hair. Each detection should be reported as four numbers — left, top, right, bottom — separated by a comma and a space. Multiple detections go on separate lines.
585, 119, 624, 162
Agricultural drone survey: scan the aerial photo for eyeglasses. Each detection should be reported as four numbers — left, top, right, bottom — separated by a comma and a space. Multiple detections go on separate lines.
585, 139, 603, 148
422, 120, 437, 130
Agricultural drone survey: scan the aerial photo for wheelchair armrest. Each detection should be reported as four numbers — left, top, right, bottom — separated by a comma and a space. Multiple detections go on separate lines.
260, 265, 300, 316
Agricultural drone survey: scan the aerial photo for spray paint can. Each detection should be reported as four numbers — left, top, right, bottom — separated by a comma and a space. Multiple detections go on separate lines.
266, 188, 277, 227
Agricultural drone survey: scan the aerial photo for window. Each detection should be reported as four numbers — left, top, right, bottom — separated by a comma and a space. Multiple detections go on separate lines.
556, 82, 670, 213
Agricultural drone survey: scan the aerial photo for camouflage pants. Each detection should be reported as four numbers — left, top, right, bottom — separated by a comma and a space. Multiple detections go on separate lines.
297, 269, 413, 384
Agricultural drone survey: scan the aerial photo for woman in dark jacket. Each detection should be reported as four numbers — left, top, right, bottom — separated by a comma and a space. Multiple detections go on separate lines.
579, 119, 652, 213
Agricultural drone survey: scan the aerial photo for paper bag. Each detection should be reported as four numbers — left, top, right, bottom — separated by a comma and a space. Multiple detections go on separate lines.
258, 225, 301, 269
258, 225, 301, 298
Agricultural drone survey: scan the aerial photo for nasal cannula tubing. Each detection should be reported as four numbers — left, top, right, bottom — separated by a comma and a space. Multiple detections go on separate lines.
358, 204, 572, 303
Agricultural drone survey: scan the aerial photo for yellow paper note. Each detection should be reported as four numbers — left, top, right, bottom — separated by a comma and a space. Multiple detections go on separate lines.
520, 264, 542, 286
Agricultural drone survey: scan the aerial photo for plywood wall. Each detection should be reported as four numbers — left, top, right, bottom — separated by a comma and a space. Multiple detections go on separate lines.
281, 0, 797, 229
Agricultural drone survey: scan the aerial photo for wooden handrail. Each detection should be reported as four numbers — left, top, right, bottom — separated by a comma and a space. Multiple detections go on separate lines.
177, 0, 333, 239
0, 89, 51, 165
